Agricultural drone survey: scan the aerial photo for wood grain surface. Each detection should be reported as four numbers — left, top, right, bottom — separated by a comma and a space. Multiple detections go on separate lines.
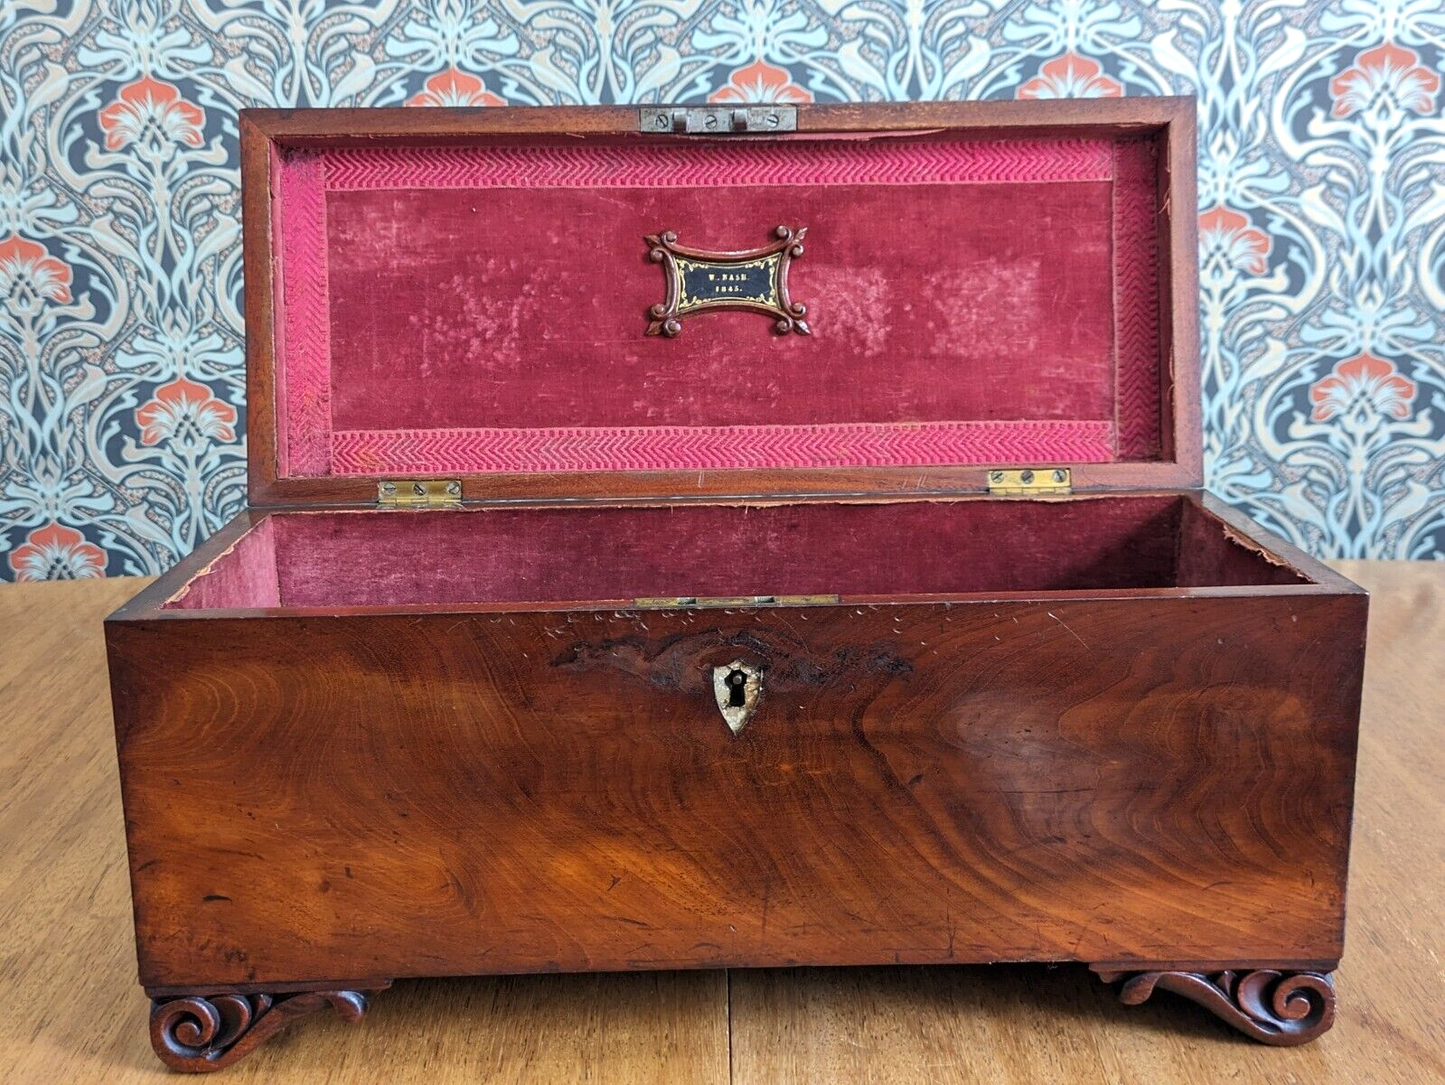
0, 561, 1440, 1083
108, 584, 1362, 986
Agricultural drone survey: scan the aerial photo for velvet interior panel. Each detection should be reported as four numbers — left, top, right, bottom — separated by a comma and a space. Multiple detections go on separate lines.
1176, 501, 1307, 587
272, 133, 1165, 477
164, 500, 1313, 612
149, 497, 1320, 611
278, 499, 1183, 607
165, 519, 279, 609
325, 181, 1114, 430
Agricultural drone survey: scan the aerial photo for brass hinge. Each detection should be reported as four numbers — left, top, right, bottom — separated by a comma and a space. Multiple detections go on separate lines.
631, 594, 839, 610
377, 479, 462, 509
639, 105, 797, 135
987, 468, 1072, 497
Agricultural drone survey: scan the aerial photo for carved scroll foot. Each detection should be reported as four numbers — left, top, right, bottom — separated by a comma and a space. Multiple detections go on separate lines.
1095, 968, 1335, 1046
149, 984, 389, 1072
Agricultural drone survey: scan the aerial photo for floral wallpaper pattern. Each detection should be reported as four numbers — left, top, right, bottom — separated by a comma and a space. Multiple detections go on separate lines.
2, 0, 1443, 580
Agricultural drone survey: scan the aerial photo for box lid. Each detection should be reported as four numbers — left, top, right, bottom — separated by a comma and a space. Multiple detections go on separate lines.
241, 98, 1199, 506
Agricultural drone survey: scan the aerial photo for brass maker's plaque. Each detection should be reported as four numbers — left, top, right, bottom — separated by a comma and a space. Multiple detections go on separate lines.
646, 225, 809, 337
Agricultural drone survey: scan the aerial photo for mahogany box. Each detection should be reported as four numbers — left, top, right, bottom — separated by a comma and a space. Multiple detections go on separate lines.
105, 98, 1367, 1072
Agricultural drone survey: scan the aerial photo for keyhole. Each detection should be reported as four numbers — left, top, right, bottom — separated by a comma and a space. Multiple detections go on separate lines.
727, 669, 748, 708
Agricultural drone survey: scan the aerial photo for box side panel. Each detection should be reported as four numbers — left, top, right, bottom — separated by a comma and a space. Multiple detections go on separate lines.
109, 591, 1364, 988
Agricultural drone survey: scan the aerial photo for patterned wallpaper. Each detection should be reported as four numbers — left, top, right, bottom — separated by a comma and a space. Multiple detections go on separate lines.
2, 1, 1443, 581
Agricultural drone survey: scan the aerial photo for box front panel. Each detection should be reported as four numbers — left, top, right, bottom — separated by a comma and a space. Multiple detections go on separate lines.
109, 592, 1362, 988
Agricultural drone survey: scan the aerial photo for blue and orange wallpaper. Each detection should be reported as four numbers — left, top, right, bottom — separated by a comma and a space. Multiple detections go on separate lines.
2, 1, 1443, 579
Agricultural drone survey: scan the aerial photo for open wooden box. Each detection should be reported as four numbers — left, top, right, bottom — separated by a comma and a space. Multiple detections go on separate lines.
107, 99, 1366, 1071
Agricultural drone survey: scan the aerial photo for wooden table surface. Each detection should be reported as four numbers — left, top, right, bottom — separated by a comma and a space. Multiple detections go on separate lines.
0, 562, 1440, 1084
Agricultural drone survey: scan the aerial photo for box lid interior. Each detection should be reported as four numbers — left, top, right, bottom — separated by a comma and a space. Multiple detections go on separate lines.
249, 101, 1198, 503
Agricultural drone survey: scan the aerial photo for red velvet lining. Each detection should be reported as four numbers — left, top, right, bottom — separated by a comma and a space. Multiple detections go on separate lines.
163, 499, 1305, 612
271, 132, 1165, 478
166, 519, 279, 609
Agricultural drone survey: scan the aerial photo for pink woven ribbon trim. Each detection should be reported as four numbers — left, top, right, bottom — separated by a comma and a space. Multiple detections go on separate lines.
330, 420, 1115, 475
321, 137, 1114, 191
1113, 138, 1162, 459
278, 152, 332, 476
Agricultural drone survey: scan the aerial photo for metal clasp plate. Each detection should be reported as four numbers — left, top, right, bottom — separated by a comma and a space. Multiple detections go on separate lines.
631, 594, 839, 610
639, 105, 797, 135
